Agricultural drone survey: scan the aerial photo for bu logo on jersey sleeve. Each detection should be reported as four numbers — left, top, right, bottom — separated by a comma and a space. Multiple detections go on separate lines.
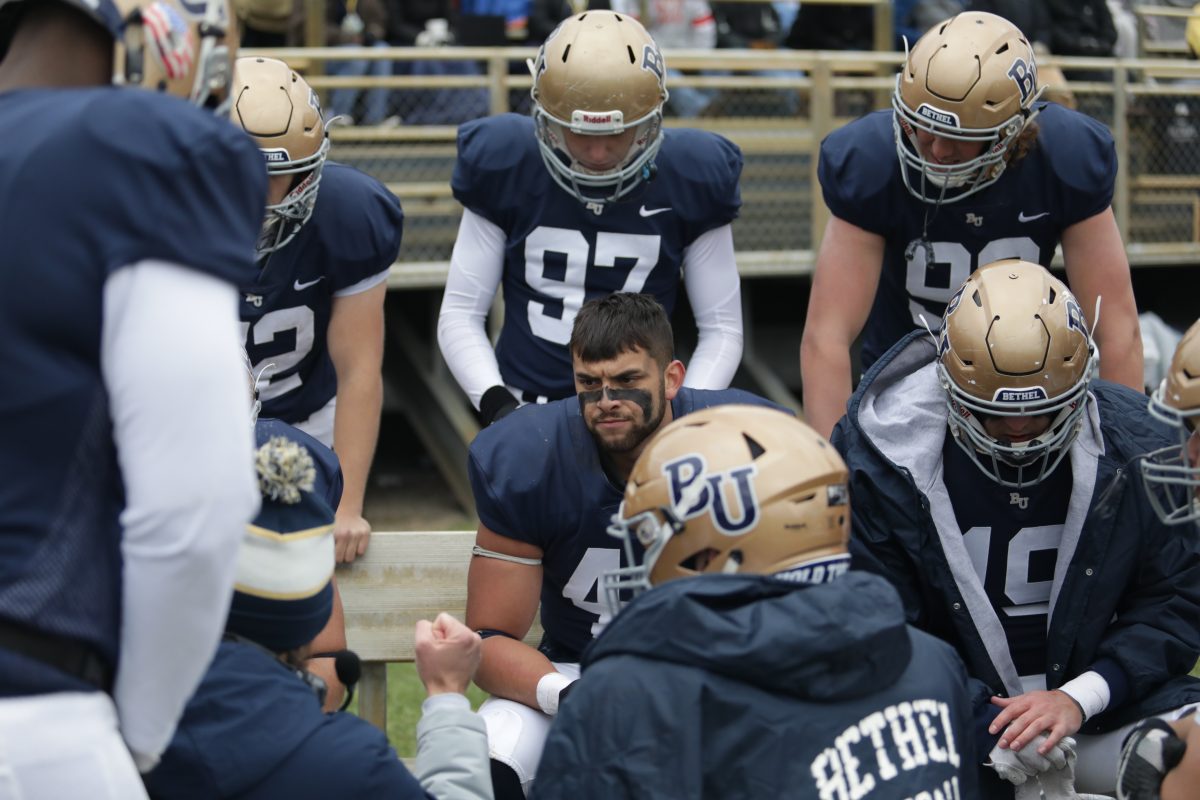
663, 454, 759, 535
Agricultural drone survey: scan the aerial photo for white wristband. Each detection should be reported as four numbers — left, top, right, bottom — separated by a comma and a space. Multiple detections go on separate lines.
535, 671, 575, 716
1059, 670, 1111, 722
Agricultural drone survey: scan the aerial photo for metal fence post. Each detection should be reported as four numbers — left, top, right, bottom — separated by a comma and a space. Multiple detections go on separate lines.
1113, 63, 1131, 239
809, 57, 833, 252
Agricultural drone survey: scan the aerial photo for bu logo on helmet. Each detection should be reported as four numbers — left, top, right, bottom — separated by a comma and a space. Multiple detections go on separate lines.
662, 455, 759, 535
1007, 57, 1037, 105
1065, 297, 1088, 334
641, 44, 665, 82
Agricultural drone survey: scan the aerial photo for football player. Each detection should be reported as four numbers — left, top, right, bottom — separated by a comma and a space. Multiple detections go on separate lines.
1116, 318, 1200, 800
233, 56, 404, 564
0, 0, 264, 794
465, 293, 779, 798
533, 405, 980, 799
437, 10, 744, 425
800, 10, 1144, 440
834, 260, 1200, 797
1142, 317, 1200, 527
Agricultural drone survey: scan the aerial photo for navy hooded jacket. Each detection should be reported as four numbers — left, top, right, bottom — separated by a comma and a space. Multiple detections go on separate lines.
532, 571, 979, 799
832, 332, 1200, 739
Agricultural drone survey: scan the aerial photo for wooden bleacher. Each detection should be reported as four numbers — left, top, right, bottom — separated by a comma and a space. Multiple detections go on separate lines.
339, 530, 541, 732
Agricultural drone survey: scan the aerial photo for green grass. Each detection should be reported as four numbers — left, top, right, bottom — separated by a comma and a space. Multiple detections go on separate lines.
346, 663, 488, 757
352, 658, 1200, 756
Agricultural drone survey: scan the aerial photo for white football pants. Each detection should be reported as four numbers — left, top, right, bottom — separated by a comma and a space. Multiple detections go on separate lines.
0, 692, 148, 800
478, 662, 580, 796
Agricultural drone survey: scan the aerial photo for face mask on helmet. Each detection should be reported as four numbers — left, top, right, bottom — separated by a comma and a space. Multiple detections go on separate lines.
232, 57, 330, 258
939, 260, 1096, 489
601, 405, 851, 618
892, 11, 1043, 205
529, 11, 668, 209
256, 145, 329, 257
111, 0, 237, 115
1141, 319, 1200, 525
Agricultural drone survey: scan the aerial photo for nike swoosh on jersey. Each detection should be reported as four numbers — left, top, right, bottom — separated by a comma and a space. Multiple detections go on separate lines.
294, 276, 325, 291
639, 205, 672, 217
1018, 211, 1050, 222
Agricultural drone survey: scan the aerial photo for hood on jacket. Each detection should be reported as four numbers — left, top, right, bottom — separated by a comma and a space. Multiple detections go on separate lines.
584, 571, 912, 702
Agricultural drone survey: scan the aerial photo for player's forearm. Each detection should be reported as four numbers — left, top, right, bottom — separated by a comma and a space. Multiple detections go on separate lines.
332, 371, 382, 516
439, 208, 507, 408
475, 636, 557, 710
681, 224, 743, 389
800, 334, 855, 440
103, 262, 259, 769
1095, 315, 1145, 392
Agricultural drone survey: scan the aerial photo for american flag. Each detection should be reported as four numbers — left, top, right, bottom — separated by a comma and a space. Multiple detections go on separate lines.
141, 2, 195, 81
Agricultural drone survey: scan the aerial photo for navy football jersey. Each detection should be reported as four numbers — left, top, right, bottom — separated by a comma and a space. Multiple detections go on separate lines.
819, 103, 1115, 370
468, 387, 781, 661
242, 162, 403, 424
942, 437, 1072, 678
0, 88, 264, 695
255, 418, 344, 511
453, 114, 742, 399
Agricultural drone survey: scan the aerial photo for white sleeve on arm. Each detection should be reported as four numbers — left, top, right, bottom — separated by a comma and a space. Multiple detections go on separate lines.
101, 260, 259, 772
437, 208, 508, 410
415, 694, 492, 800
681, 223, 744, 390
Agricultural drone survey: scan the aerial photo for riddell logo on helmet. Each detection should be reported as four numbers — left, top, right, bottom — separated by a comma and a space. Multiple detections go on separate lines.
916, 104, 959, 128
581, 113, 613, 125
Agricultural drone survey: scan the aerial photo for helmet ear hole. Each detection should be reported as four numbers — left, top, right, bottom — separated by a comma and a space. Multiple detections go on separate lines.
742, 433, 765, 459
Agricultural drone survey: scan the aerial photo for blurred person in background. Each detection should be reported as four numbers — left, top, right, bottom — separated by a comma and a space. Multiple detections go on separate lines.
325, 0, 398, 126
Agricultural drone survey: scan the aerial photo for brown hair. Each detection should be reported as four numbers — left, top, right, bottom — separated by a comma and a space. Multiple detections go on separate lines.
1007, 120, 1040, 165
569, 293, 674, 369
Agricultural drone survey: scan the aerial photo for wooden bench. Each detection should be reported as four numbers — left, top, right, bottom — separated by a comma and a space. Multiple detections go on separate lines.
338, 530, 542, 732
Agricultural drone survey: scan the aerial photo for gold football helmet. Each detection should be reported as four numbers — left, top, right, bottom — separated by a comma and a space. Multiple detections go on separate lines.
893, 11, 1043, 204
1142, 319, 1200, 525
232, 57, 330, 257
938, 260, 1096, 488
530, 10, 668, 208
0, 0, 237, 113
602, 405, 851, 615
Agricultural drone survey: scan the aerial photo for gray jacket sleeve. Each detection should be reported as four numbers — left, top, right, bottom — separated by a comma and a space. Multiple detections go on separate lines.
415, 694, 494, 800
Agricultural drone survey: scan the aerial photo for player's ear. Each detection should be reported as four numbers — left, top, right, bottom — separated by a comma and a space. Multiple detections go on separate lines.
663, 359, 685, 399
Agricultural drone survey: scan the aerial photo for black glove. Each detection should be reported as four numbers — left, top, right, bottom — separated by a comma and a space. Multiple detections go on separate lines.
480, 385, 519, 426
1117, 719, 1187, 800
